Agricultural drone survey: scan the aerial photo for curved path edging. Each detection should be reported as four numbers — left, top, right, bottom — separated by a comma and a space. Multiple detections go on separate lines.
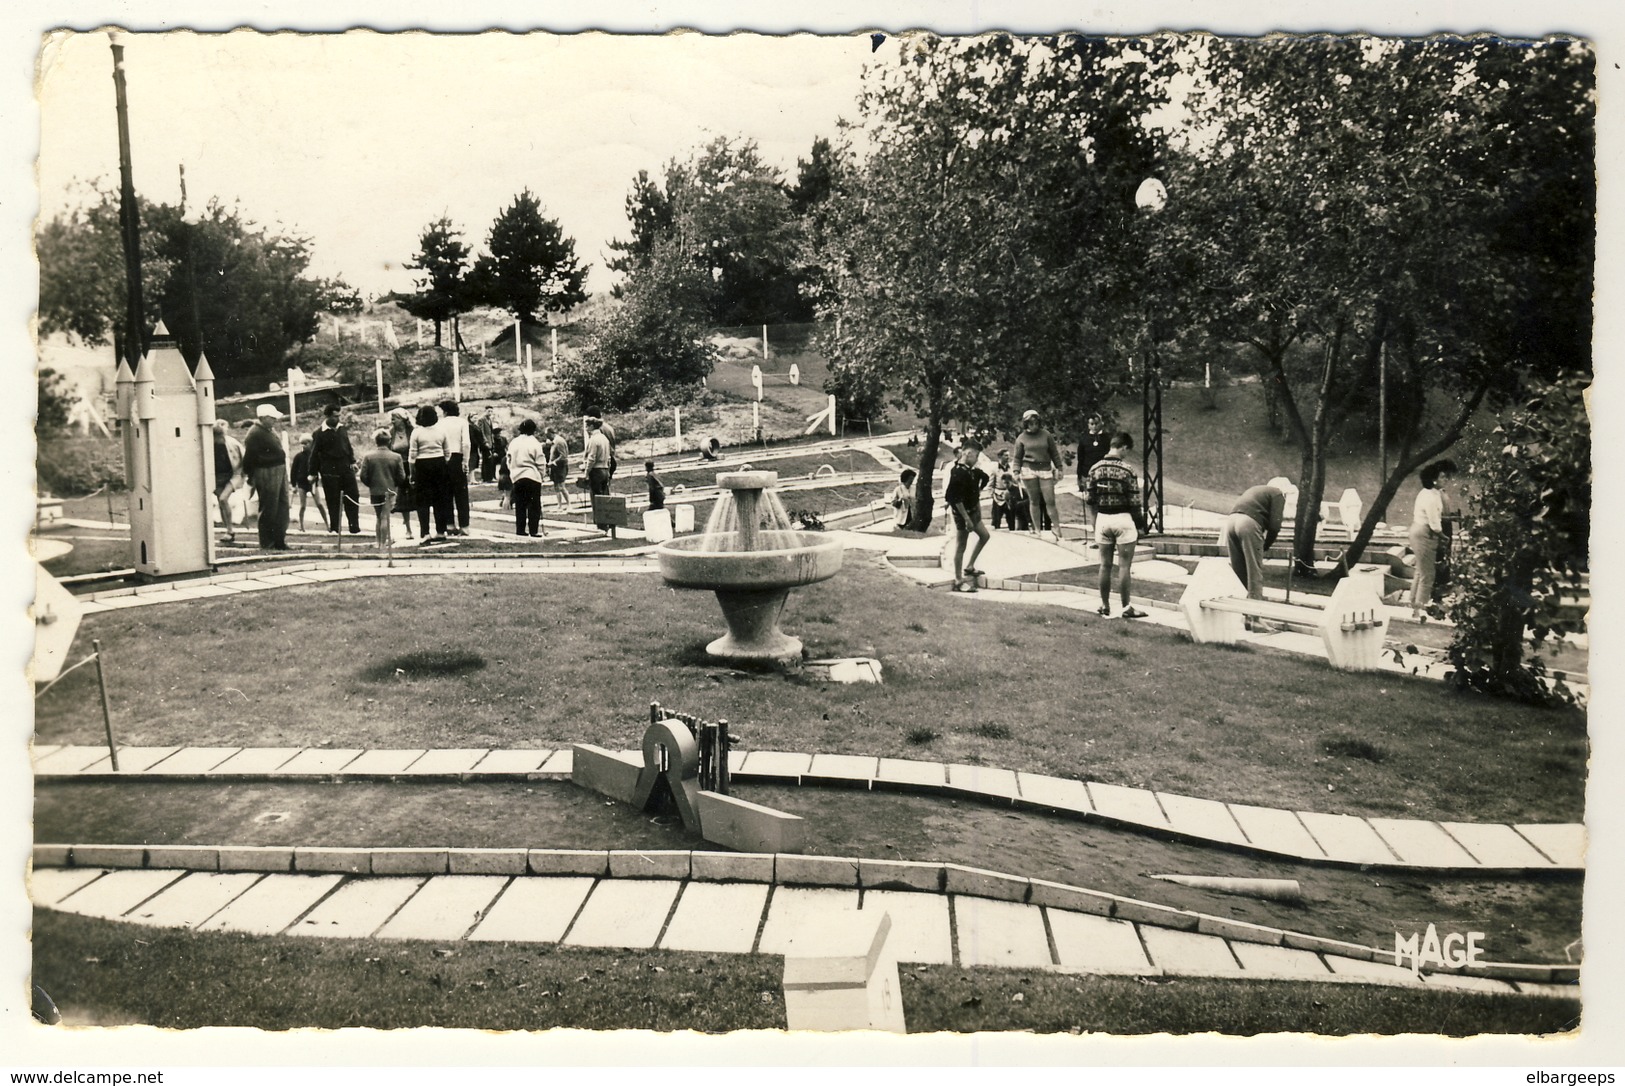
29, 849, 1578, 996
32, 744, 1583, 875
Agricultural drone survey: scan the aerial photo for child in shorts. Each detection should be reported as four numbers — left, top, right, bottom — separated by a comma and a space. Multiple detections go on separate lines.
944, 439, 991, 592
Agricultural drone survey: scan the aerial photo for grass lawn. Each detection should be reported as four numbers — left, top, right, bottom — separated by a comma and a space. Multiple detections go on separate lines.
33, 555, 1586, 824
30, 909, 1577, 1034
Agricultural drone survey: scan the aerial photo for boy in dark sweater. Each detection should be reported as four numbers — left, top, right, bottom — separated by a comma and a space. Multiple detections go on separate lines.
945, 439, 991, 592
358, 428, 407, 549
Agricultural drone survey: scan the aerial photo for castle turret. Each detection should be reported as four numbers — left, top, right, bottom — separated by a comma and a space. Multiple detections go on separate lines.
193, 351, 216, 424
124, 321, 212, 577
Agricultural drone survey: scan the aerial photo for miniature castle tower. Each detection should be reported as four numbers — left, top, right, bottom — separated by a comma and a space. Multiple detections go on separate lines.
115, 322, 216, 576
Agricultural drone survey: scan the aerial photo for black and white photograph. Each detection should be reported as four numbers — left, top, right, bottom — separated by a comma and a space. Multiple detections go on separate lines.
7, 0, 1620, 1071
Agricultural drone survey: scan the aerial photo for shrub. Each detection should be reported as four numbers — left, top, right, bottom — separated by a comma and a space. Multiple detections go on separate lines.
37, 435, 126, 496
1446, 372, 1589, 705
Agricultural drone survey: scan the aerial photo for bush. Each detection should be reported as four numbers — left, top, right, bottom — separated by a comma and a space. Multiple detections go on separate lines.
421, 353, 455, 388
38, 435, 126, 496
37, 368, 74, 434
1446, 372, 1589, 705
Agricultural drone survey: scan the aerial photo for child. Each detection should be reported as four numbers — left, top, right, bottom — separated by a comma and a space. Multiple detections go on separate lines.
944, 439, 991, 592
990, 452, 1018, 531
891, 468, 917, 528
645, 460, 666, 511
358, 428, 407, 549
290, 435, 324, 531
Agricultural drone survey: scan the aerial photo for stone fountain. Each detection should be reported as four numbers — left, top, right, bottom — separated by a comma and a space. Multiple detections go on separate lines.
656, 470, 844, 664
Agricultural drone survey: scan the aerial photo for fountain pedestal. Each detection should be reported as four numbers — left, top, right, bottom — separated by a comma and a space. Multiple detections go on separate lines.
710, 587, 799, 662
656, 470, 844, 665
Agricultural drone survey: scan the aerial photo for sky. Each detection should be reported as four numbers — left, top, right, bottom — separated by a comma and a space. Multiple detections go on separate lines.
37, 31, 875, 298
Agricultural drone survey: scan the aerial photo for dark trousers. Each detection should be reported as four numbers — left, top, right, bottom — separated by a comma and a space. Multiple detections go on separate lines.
413, 458, 453, 536
513, 479, 543, 536
319, 470, 361, 532
449, 453, 470, 528
249, 466, 289, 548
992, 500, 1017, 531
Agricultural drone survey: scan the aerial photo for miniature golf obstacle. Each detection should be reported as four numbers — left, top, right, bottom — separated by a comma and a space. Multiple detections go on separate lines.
1179, 558, 1388, 671
781, 909, 906, 1033
1147, 874, 1304, 903
571, 702, 807, 854
114, 321, 216, 576
749, 361, 801, 401
656, 470, 844, 665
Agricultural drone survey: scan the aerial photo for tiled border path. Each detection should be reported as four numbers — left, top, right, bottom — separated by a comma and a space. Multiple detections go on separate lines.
28, 853, 1578, 996
32, 744, 1584, 874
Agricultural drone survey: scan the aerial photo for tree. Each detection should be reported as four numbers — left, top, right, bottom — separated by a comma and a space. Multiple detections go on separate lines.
1162, 36, 1593, 570
37, 183, 169, 363
608, 137, 807, 325
557, 237, 718, 413
38, 187, 346, 393
604, 170, 672, 292
400, 215, 473, 347
818, 35, 1170, 527
1446, 372, 1589, 705
471, 190, 589, 342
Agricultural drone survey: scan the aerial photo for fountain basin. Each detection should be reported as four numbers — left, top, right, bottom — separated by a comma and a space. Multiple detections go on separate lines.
656, 470, 845, 665
657, 531, 844, 591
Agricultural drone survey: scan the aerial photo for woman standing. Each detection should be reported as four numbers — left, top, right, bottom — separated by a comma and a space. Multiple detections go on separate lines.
408, 404, 452, 544
389, 409, 417, 540
1011, 408, 1064, 540
1408, 459, 1457, 619
1086, 432, 1148, 619
506, 419, 548, 538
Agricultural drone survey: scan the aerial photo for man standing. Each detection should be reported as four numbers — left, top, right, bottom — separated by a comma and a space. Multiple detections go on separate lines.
309, 404, 361, 534
1076, 414, 1111, 540
1224, 483, 1287, 599
439, 400, 472, 535
583, 416, 614, 533
476, 406, 499, 482
242, 403, 291, 551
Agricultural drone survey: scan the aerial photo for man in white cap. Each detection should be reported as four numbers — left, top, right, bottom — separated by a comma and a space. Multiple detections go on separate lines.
242, 403, 291, 550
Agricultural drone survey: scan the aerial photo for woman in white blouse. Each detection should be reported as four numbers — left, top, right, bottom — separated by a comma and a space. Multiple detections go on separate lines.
1407, 459, 1457, 619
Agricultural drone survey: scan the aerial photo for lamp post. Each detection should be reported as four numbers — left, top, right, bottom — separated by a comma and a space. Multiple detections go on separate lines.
1134, 177, 1167, 535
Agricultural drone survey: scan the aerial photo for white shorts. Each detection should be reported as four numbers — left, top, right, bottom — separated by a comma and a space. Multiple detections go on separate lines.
1095, 512, 1138, 547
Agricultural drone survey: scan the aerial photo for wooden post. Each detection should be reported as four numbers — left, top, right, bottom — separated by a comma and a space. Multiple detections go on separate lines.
525, 344, 534, 395
674, 406, 682, 452
514, 319, 522, 368
92, 639, 120, 771
762, 323, 769, 360
717, 718, 730, 795
108, 35, 145, 371
375, 358, 385, 420
452, 351, 461, 402
551, 326, 558, 369
287, 369, 297, 428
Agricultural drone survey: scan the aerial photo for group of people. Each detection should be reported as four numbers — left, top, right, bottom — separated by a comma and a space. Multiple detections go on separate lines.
895, 409, 1148, 619
901, 405, 1458, 625
210, 399, 588, 552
